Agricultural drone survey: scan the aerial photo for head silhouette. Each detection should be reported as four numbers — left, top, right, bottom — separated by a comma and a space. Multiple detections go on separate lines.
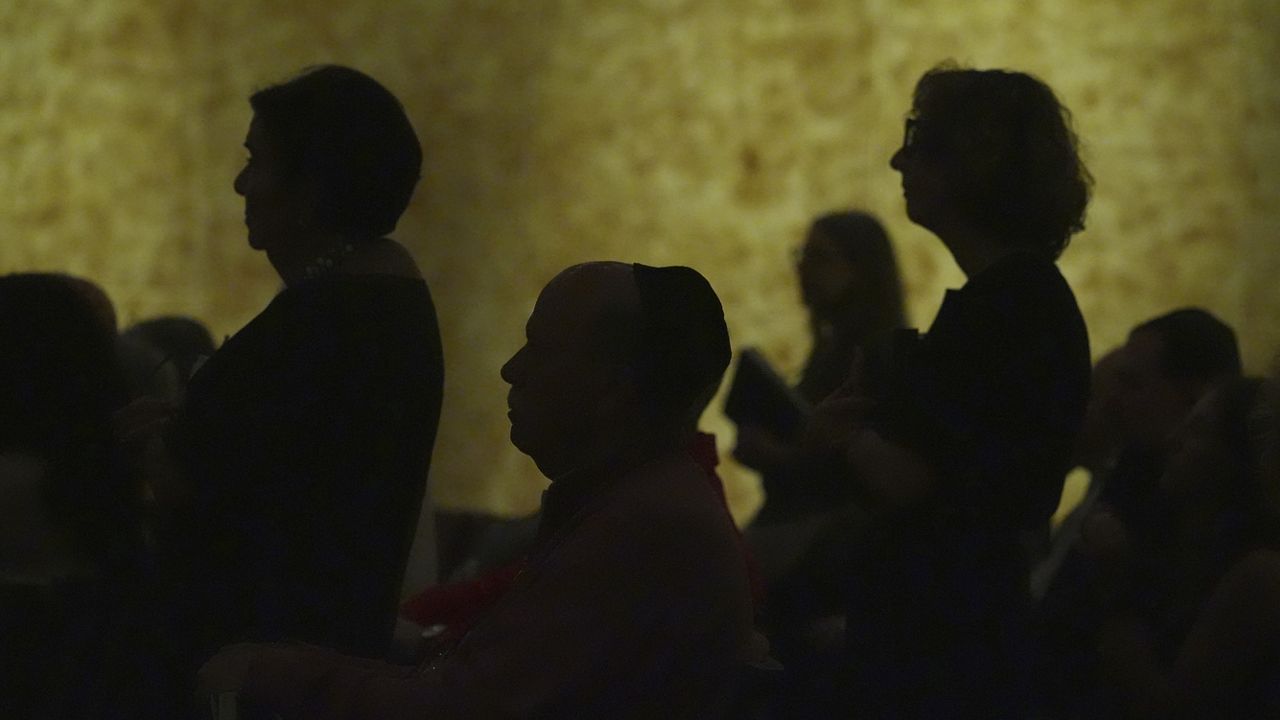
501, 262, 730, 479
797, 210, 905, 332
234, 65, 422, 250
1162, 376, 1280, 547
0, 273, 134, 568
1118, 308, 1242, 453
890, 64, 1092, 259
123, 316, 216, 381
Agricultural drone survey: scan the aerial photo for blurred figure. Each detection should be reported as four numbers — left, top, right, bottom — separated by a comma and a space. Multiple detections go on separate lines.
119, 316, 218, 402
1074, 348, 1129, 481
1031, 347, 1126, 599
806, 64, 1094, 718
0, 273, 162, 717
1107, 309, 1242, 539
735, 210, 905, 524
199, 263, 762, 719
1094, 377, 1280, 717
795, 211, 906, 402
729, 211, 905, 706
143, 65, 444, 697
1036, 309, 1243, 718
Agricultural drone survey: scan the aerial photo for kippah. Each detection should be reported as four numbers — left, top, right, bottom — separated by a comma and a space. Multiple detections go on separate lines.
631, 264, 731, 403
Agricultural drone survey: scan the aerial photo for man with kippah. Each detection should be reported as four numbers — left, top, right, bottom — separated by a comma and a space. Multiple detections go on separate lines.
198, 262, 763, 719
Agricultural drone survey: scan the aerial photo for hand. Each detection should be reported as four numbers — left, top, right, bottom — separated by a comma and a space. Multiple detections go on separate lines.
113, 396, 176, 447
802, 350, 876, 457
197, 643, 265, 696
733, 425, 793, 472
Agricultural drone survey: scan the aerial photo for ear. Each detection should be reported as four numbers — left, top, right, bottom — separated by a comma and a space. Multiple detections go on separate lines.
291, 177, 325, 230
593, 364, 642, 419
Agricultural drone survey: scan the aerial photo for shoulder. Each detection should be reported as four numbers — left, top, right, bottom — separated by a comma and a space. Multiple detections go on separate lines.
340, 238, 423, 281
283, 275, 439, 347
589, 456, 744, 569
611, 455, 731, 522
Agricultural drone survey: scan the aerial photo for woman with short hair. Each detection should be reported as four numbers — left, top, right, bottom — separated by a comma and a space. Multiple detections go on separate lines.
160, 66, 444, 685
814, 65, 1094, 718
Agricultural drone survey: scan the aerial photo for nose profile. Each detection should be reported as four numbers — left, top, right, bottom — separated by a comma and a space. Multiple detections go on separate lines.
500, 347, 523, 385
889, 147, 905, 171
233, 166, 247, 196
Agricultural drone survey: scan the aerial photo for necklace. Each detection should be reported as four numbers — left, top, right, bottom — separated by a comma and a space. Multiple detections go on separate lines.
300, 242, 357, 281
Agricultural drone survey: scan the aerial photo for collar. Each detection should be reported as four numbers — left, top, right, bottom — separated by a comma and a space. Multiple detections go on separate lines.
954, 250, 1056, 298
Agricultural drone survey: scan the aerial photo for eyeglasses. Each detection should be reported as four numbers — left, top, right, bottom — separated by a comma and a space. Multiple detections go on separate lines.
792, 245, 838, 267
899, 116, 946, 155
902, 117, 921, 151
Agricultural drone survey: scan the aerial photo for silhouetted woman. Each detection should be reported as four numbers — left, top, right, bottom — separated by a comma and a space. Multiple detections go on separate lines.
732, 212, 906, 703
159, 66, 444, 682
813, 65, 1093, 718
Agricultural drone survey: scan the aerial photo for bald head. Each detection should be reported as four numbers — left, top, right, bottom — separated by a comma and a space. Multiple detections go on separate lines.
543, 261, 644, 358
501, 262, 730, 479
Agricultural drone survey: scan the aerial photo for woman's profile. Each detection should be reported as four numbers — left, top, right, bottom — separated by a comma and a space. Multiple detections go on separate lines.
157, 66, 444, 687
814, 64, 1094, 717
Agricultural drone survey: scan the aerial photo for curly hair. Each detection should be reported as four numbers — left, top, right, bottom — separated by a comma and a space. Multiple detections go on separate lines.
906, 64, 1093, 258
249, 65, 422, 240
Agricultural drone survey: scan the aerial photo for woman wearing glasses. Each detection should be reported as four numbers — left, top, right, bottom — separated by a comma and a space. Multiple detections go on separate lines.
811, 65, 1094, 718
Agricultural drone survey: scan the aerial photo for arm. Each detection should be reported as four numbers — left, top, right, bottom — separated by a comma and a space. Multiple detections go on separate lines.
793, 348, 938, 510
843, 425, 936, 508
223, 497, 748, 719
802, 372, 937, 511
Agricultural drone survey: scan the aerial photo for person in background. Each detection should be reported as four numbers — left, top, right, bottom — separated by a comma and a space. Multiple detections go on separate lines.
730, 210, 906, 709
0, 273, 163, 717
119, 315, 218, 403
199, 262, 764, 719
1035, 309, 1242, 718
1030, 346, 1126, 601
1104, 309, 1242, 553
1093, 376, 1280, 718
734, 209, 906, 524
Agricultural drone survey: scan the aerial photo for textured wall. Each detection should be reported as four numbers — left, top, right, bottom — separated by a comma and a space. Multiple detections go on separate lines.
3, 0, 1279, 522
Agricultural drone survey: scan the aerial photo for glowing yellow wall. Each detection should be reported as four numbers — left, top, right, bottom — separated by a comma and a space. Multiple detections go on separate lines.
4, 0, 1279, 521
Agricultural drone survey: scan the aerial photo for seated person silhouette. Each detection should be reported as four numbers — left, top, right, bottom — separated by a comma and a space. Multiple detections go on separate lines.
1092, 376, 1280, 718
199, 262, 763, 719
0, 273, 164, 717
1034, 309, 1242, 719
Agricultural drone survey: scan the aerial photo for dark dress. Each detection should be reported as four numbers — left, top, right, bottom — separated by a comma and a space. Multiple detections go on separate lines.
164, 274, 443, 669
843, 252, 1091, 718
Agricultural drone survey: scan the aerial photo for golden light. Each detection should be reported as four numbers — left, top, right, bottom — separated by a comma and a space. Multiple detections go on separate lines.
4, 1, 1279, 523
